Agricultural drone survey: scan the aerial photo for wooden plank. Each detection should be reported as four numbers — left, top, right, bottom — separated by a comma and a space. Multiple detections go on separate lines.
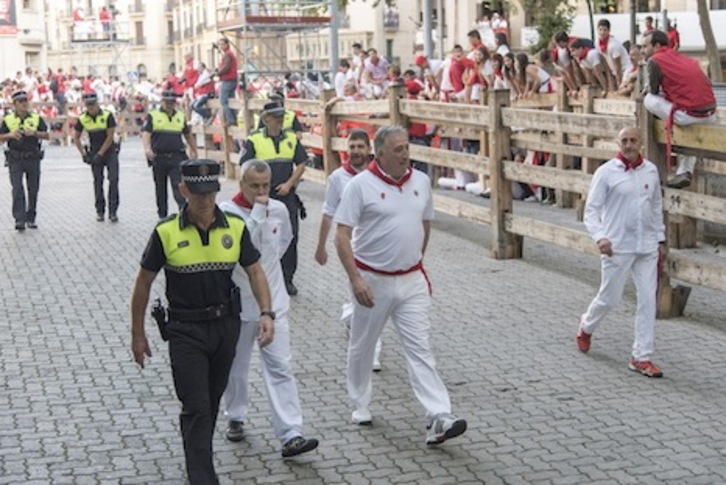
502, 161, 592, 194
249, 98, 267, 111
511, 93, 557, 108
408, 118, 480, 140
409, 145, 489, 174
433, 194, 492, 225
502, 108, 632, 138
336, 115, 389, 126
699, 158, 726, 176
330, 99, 390, 115
298, 116, 321, 125
663, 188, 726, 226
285, 99, 320, 112
592, 98, 637, 117
399, 99, 489, 127
511, 132, 614, 160
667, 251, 726, 292
301, 133, 323, 150
653, 119, 726, 154
505, 214, 600, 256
202, 149, 227, 161
331, 137, 348, 152
227, 127, 245, 138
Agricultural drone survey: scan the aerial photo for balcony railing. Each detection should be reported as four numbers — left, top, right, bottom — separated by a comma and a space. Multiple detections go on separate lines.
383, 8, 399, 30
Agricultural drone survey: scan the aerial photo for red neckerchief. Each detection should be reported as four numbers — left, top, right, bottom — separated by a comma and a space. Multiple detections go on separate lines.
616, 152, 643, 171
598, 35, 610, 54
342, 162, 359, 176
367, 159, 412, 188
578, 47, 591, 61
494, 68, 504, 79
231, 192, 253, 209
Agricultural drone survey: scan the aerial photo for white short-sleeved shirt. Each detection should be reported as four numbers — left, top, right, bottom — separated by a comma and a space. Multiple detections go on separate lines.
599, 36, 632, 76
334, 168, 434, 271
555, 47, 571, 68
322, 166, 357, 216
220, 199, 292, 319
578, 49, 601, 70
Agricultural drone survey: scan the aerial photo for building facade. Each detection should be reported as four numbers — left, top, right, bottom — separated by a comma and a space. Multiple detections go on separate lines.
0, 0, 47, 78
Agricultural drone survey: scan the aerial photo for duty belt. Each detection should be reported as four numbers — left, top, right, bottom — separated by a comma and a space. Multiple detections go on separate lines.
168, 301, 232, 322
6, 150, 41, 159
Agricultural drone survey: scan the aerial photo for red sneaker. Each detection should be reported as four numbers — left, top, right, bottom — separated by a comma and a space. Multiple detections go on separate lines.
576, 329, 591, 353
628, 359, 663, 378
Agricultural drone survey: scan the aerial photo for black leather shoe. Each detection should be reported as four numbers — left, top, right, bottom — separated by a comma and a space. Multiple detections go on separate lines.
96, 213, 104, 222
285, 282, 298, 296
225, 421, 244, 442
109, 213, 118, 223
281, 436, 319, 458
26, 221, 37, 229
15, 222, 25, 231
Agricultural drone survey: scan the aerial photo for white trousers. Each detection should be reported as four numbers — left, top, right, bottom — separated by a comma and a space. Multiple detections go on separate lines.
581, 252, 659, 361
347, 270, 451, 420
223, 315, 304, 443
643, 93, 716, 175
341, 302, 382, 363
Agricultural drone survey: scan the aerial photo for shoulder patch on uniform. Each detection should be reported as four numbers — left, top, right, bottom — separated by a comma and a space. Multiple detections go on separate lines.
221, 234, 234, 249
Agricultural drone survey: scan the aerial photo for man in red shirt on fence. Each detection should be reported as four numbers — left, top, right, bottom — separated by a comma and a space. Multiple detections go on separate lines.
643, 30, 716, 189
215, 37, 239, 126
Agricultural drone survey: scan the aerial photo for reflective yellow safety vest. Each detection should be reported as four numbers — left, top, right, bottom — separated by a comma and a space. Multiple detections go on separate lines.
248, 129, 297, 163
148, 109, 186, 134
78, 109, 112, 134
155, 213, 246, 274
3, 112, 41, 132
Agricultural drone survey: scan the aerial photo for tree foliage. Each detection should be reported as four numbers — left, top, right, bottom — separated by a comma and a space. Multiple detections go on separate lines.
523, 0, 576, 54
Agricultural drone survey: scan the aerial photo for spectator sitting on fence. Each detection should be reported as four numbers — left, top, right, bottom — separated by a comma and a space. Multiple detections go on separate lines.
642, 29, 716, 189
551, 32, 582, 96
570, 39, 609, 96
596, 19, 632, 94
463, 47, 489, 104
495, 32, 510, 56
414, 55, 444, 99
334, 59, 353, 97
617, 44, 642, 97
361, 48, 390, 99
382, 64, 404, 97
191, 63, 215, 125
467, 29, 489, 60
447, 45, 474, 102
502, 52, 521, 97
490, 54, 507, 90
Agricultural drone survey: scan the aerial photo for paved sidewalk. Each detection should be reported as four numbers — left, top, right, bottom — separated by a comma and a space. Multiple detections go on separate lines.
1, 140, 725, 484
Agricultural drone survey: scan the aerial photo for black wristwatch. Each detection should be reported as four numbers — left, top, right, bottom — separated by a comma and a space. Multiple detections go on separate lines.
260, 310, 276, 320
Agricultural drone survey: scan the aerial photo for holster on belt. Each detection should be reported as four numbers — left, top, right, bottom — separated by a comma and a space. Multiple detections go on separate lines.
151, 298, 169, 341
294, 192, 307, 220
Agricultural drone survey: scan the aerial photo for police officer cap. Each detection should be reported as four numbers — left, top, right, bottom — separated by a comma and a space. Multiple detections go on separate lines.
162, 90, 179, 101
11, 90, 28, 102
261, 102, 285, 117
181, 159, 221, 194
268, 92, 284, 102
83, 92, 98, 104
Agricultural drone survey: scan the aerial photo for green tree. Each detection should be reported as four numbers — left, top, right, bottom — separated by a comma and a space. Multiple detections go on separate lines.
523, 0, 576, 54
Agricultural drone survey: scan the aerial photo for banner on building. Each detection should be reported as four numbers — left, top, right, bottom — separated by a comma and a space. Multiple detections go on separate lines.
0, 0, 18, 36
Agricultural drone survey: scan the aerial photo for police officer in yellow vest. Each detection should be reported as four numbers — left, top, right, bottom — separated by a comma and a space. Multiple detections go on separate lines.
0, 90, 49, 231
142, 90, 198, 219
130, 159, 274, 485
255, 92, 303, 140
241, 102, 307, 296
73, 92, 120, 222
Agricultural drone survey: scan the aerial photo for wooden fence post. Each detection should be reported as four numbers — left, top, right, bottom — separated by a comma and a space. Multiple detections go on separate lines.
479, 93, 490, 193
488, 89, 522, 259
388, 84, 406, 127
555, 80, 574, 208
320, 88, 338, 176
638, 98, 691, 318
575, 84, 599, 221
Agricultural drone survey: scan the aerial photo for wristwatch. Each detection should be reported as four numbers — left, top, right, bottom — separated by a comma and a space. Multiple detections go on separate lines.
260, 310, 276, 321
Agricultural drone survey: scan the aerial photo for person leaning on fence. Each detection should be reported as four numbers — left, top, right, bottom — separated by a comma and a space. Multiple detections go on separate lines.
221, 159, 319, 458
642, 29, 716, 189
130, 159, 274, 485
576, 127, 666, 378
142, 90, 198, 220
73, 92, 120, 223
240, 102, 307, 296
214, 37, 239, 127
0, 90, 49, 231
334, 125, 467, 444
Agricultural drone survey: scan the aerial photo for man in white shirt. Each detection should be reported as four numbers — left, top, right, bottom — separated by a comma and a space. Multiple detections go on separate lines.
315, 130, 383, 371
362, 48, 390, 98
577, 127, 666, 378
334, 125, 467, 444
221, 159, 319, 458
570, 39, 609, 94
334, 60, 354, 97
596, 19, 632, 92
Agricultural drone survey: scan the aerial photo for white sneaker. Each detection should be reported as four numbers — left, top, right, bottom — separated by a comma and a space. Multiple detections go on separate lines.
425, 413, 467, 445
372, 358, 382, 373
351, 408, 372, 426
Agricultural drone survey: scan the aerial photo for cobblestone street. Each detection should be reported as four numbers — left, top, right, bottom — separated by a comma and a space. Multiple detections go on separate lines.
1, 140, 725, 484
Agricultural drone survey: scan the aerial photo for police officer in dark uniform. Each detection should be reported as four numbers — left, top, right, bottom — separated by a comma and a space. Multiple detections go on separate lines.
241, 102, 307, 296
255, 92, 303, 139
73, 92, 120, 222
0, 90, 49, 231
142, 90, 198, 219
130, 159, 274, 485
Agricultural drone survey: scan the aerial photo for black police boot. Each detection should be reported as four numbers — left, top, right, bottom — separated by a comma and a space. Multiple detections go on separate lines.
285, 281, 298, 296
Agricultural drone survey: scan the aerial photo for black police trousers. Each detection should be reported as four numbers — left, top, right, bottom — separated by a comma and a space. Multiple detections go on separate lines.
167, 315, 240, 485
272, 190, 299, 285
91, 149, 119, 216
7, 154, 41, 224
152, 152, 187, 218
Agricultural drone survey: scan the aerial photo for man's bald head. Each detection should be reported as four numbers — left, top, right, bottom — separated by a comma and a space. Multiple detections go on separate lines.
618, 127, 641, 143
618, 127, 642, 162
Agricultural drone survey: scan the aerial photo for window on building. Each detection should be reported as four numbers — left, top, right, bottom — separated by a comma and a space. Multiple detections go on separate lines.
109, 65, 118, 80
135, 21, 144, 45
711, 0, 726, 9
386, 39, 393, 62
137, 64, 147, 79
23, 0, 34, 10
25, 52, 40, 70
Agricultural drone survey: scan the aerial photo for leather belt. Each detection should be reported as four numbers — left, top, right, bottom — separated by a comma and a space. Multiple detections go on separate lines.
168, 301, 231, 322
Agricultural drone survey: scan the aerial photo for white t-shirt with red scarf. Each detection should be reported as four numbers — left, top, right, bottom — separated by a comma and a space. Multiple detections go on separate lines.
598, 35, 632, 76
335, 161, 434, 272
322, 163, 359, 217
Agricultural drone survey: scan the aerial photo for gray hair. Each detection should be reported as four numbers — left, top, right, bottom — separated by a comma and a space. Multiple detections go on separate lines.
240, 159, 271, 181
373, 125, 408, 157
